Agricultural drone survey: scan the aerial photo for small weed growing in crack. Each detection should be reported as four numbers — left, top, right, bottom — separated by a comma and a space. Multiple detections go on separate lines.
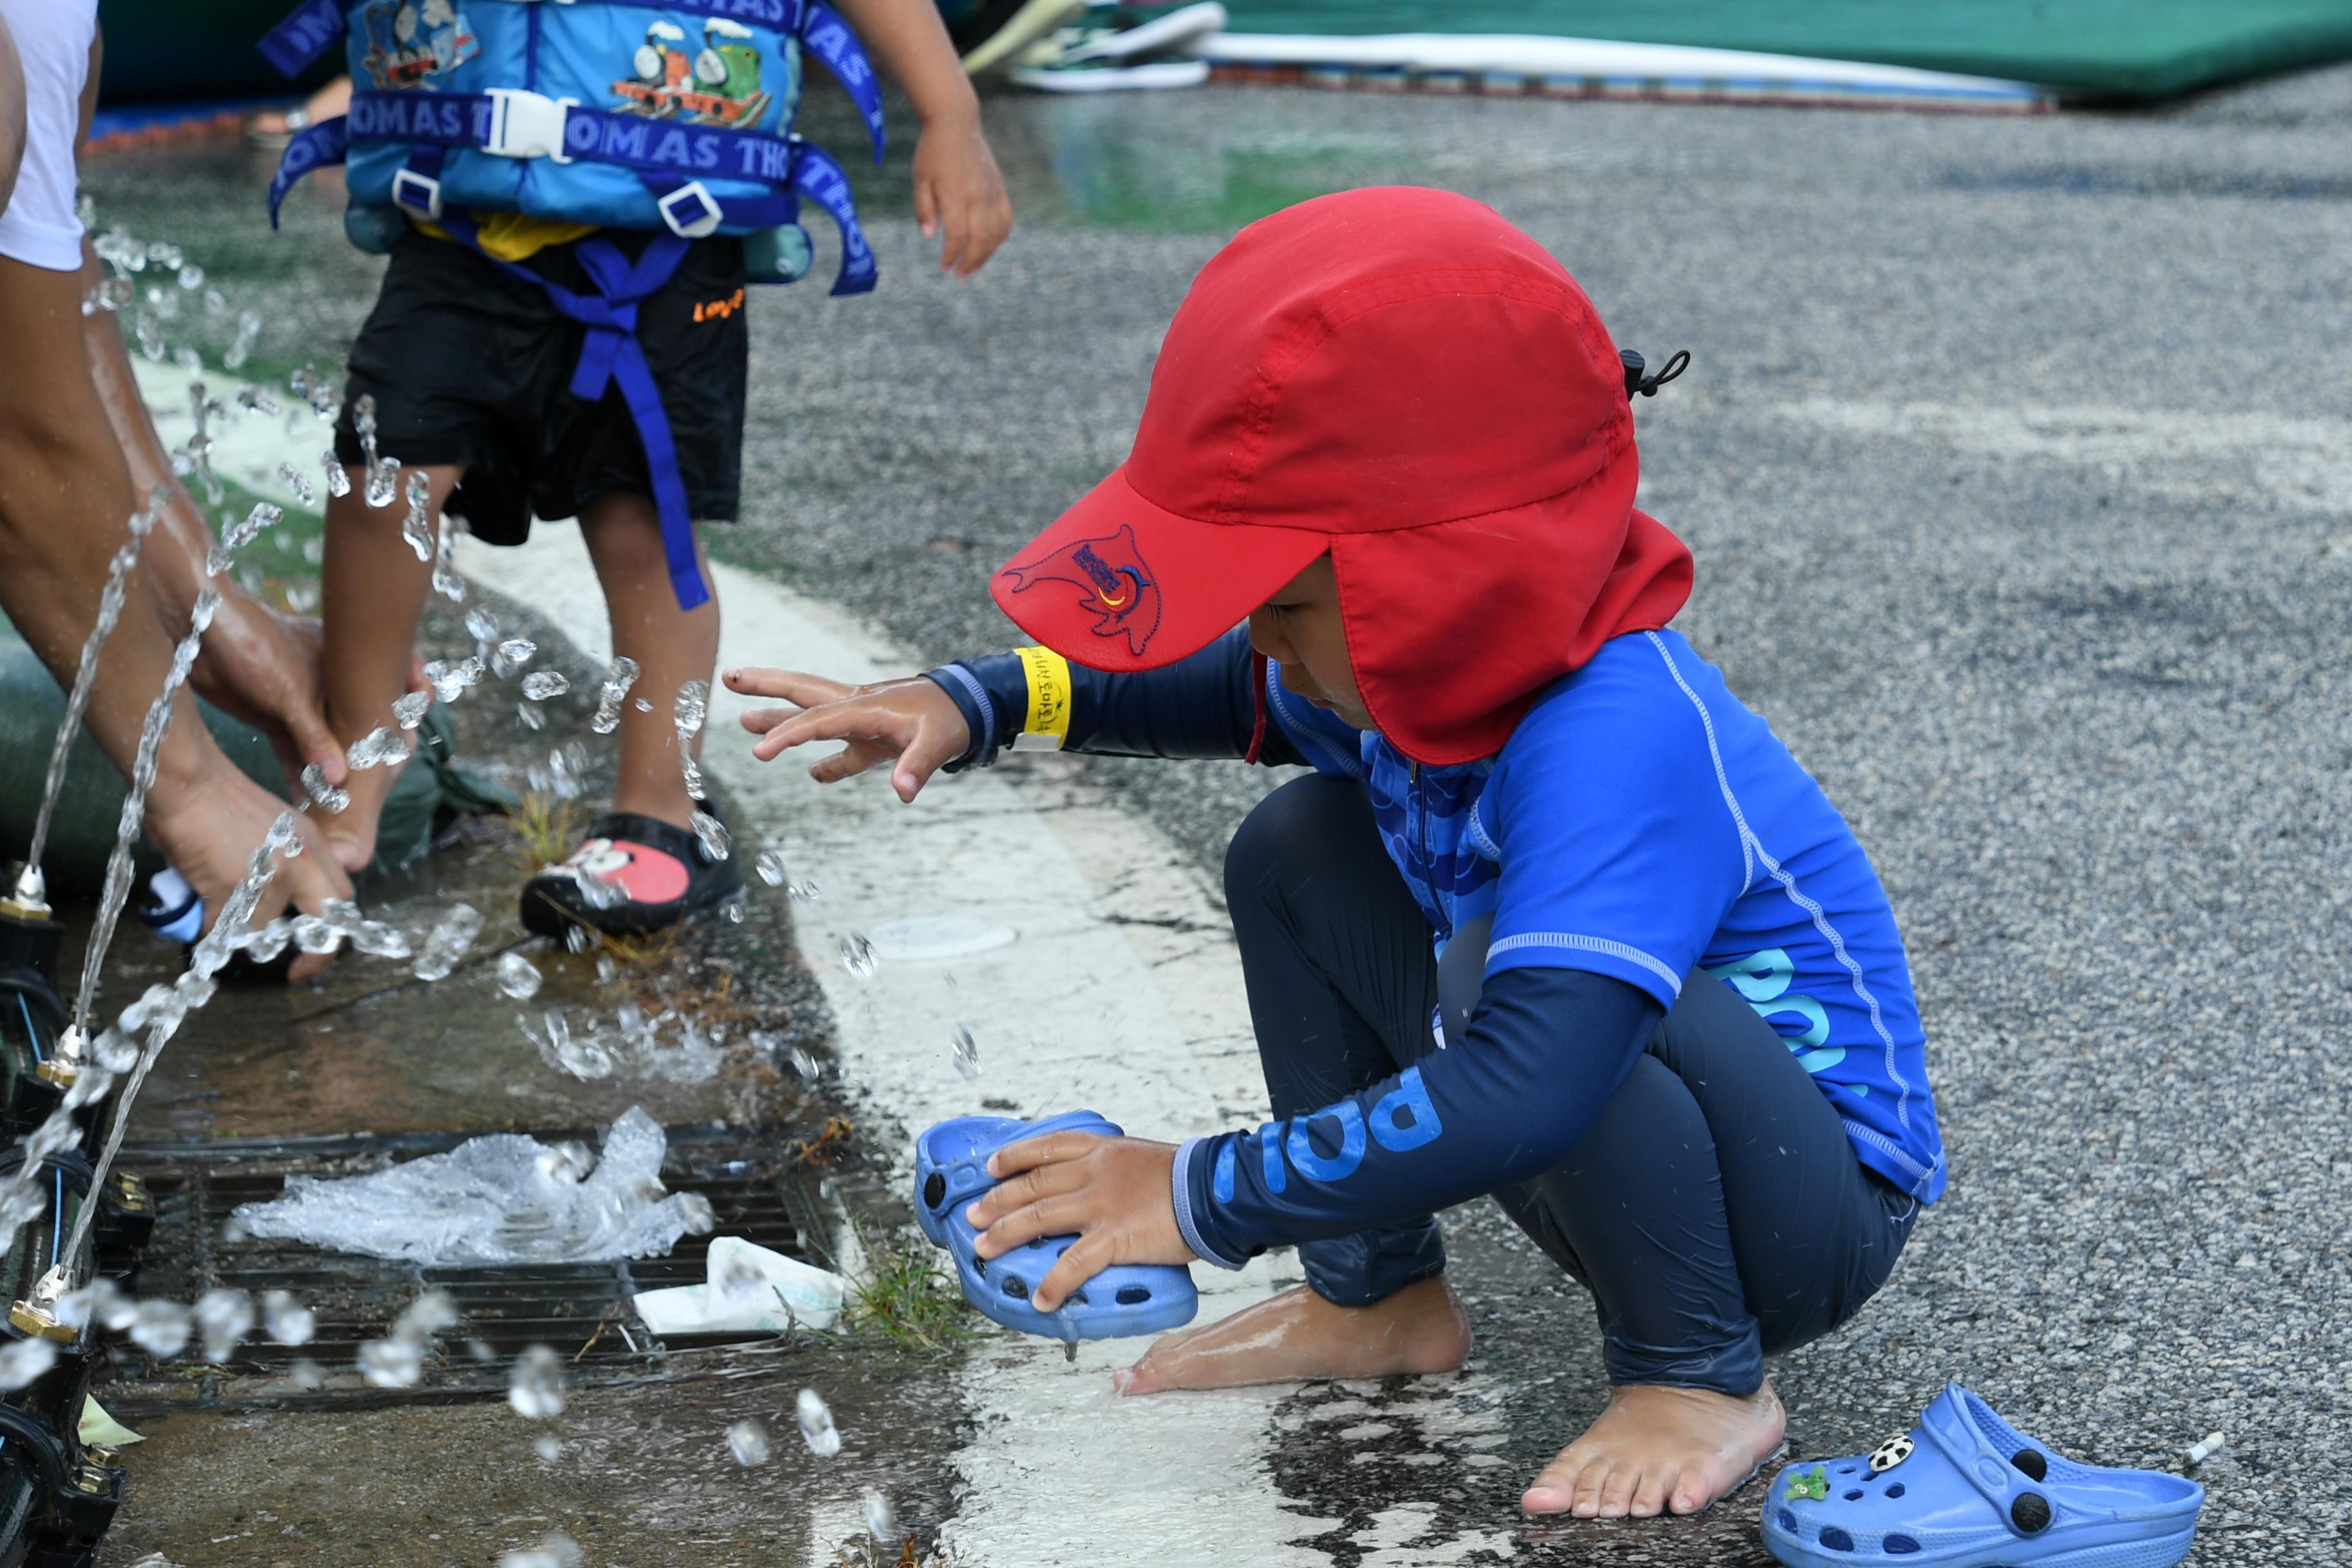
850, 1230, 975, 1355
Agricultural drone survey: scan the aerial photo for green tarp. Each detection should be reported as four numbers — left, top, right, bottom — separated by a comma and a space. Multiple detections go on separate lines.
1217, 2, 2352, 99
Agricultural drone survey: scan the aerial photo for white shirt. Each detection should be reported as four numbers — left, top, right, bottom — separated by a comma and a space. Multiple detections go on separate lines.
0, 0, 97, 271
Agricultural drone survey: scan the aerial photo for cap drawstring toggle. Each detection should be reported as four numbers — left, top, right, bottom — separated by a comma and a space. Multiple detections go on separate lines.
1621, 348, 1691, 399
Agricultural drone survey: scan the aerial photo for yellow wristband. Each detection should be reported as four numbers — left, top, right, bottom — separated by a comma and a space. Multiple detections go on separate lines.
1012, 645, 1073, 752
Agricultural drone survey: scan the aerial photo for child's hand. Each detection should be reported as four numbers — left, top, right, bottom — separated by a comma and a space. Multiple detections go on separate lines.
912, 113, 1012, 277
965, 1133, 1195, 1311
724, 667, 970, 802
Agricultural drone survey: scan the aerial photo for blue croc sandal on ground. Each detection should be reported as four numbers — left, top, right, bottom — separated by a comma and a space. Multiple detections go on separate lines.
1763, 1383, 2202, 1567
914, 1110, 1200, 1344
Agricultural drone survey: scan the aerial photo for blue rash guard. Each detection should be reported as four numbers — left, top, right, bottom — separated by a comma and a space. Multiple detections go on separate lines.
928, 625, 1943, 1269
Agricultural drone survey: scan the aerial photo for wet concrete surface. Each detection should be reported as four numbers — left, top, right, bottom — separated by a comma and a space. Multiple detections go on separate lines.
74, 60, 2352, 1567
50, 591, 961, 1566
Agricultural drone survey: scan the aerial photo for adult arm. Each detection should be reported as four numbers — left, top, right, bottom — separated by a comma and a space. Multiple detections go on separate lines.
0, 252, 351, 972
830, 0, 1012, 275
0, 12, 25, 213
75, 237, 348, 791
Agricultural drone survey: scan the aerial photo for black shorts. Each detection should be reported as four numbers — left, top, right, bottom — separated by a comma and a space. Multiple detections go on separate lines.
334, 228, 749, 544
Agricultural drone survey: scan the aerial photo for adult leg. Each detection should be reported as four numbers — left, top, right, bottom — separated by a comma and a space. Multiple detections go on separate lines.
577, 491, 720, 831
1118, 773, 1471, 1395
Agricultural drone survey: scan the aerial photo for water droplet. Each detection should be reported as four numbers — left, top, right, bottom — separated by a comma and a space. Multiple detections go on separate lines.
790, 1047, 821, 1083
400, 470, 434, 560
728, 1418, 772, 1467
507, 1345, 567, 1420
754, 850, 787, 887
564, 924, 596, 956
130, 1299, 194, 1357
789, 879, 821, 905
412, 903, 484, 982
497, 637, 538, 669
392, 689, 432, 730
691, 810, 730, 861
0, 1338, 57, 1391
532, 1433, 562, 1462
275, 460, 317, 507
795, 1388, 841, 1457
497, 952, 544, 1001
193, 1288, 255, 1362
496, 1533, 582, 1568
346, 727, 409, 771
839, 934, 876, 980
262, 1289, 316, 1346
864, 1491, 898, 1543
677, 1193, 716, 1235
299, 761, 350, 814
521, 671, 569, 701
951, 1024, 980, 1081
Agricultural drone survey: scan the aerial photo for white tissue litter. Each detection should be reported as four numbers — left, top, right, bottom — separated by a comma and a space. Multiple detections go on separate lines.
631, 1235, 847, 1335
229, 1107, 707, 1266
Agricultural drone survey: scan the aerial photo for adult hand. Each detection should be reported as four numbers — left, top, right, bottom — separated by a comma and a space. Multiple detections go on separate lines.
912, 112, 1012, 277
723, 667, 970, 802
145, 763, 353, 984
186, 589, 346, 794
963, 1133, 1195, 1311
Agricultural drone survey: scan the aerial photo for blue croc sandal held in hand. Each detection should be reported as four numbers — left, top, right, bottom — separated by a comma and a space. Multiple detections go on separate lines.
914, 1111, 1200, 1344
1763, 1384, 2202, 1568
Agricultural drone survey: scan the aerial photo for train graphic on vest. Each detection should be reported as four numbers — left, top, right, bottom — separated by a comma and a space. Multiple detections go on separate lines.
613, 17, 774, 127
357, 0, 481, 90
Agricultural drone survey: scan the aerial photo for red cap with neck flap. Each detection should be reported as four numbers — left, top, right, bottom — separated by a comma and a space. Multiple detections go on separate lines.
991, 185, 1692, 765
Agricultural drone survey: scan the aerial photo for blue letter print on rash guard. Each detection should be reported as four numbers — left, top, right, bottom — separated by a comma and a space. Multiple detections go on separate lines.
1186, 629, 1943, 1266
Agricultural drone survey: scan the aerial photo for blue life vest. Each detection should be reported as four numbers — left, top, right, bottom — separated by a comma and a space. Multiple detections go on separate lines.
256, 0, 891, 611
260, 0, 884, 293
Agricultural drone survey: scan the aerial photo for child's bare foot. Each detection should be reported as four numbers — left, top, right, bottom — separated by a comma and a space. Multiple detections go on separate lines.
1521, 1382, 1787, 1519
313, 736, 407, 875
1112, 1275, 1469, 1396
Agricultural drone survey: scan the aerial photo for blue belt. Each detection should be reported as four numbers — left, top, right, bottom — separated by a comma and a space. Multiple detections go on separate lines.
442, 209, 710, 612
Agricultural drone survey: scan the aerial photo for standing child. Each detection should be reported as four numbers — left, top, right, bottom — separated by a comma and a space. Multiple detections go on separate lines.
262, 0, 1010, 936
728, 187, 1943, 1522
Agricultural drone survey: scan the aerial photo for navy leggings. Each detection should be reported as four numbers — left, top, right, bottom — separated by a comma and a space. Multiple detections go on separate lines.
1224, 774, 1919, 1396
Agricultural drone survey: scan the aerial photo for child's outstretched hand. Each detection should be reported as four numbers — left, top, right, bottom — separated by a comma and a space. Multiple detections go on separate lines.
965, 1132, 1196, 1311
913, 112, 1012, 277
725, 666, 970, 802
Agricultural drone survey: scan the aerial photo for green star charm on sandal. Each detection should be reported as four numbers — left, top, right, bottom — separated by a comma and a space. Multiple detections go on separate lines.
1785, 1465, 1830, 1502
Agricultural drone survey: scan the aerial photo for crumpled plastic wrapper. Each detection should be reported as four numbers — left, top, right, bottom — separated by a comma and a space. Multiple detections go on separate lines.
231, 1106, 702, 1266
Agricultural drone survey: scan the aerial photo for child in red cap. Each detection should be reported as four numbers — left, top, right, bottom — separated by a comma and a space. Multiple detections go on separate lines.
728, 186, 1942, 1521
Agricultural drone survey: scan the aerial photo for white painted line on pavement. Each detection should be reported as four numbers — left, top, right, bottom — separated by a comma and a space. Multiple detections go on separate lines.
458, 530, 1333, 1567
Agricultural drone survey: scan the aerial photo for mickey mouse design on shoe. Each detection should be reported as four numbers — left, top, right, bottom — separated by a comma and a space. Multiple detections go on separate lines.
1762, 1383, 2203, 1567
914, 1110, 1199, 1344
520, 809, 742, 939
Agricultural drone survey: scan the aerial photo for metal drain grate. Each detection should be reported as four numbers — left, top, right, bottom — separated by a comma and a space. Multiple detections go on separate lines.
102, 1128, 827, 1413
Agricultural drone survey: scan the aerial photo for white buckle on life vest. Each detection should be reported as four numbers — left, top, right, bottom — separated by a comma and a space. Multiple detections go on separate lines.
390, 167, 444, 220
482, 88, 576, 165
656, 181, 725, 240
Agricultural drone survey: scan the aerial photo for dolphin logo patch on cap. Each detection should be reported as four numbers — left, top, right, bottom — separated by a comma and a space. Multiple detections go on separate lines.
999, 524, 1162, 656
